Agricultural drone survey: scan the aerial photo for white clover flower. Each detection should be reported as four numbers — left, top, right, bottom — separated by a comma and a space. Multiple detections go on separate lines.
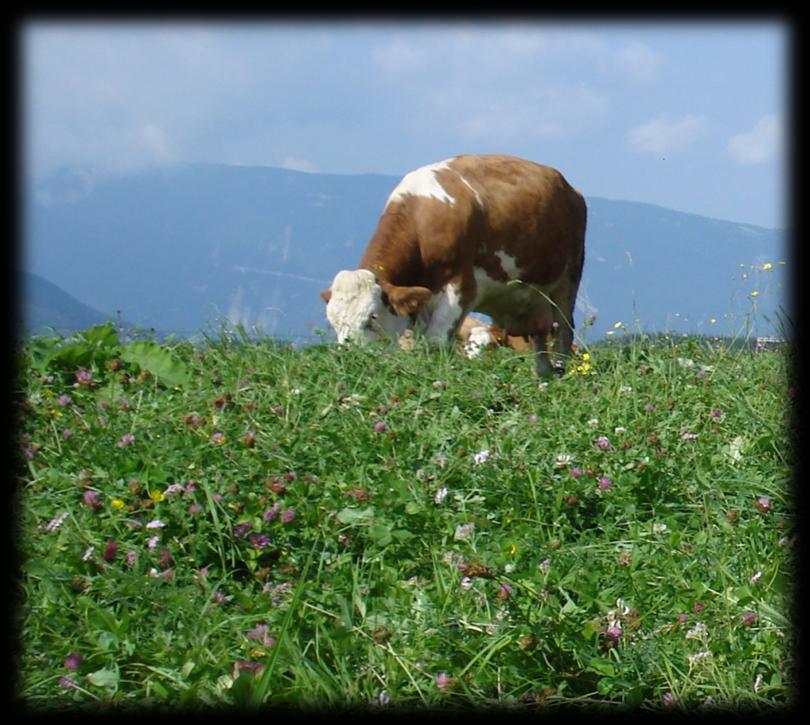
685, 622, 708, 640
454, 522, 476, 542
434, 486, 449, 505
554, 453, 573, 468
473, 449, 491, 465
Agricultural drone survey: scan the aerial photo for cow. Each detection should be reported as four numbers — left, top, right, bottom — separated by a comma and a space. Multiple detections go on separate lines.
320, 154, 586, 376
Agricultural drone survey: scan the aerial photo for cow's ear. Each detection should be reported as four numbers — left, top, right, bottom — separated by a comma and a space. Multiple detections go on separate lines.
320, 289, 332, 304
384, 285, 433, 316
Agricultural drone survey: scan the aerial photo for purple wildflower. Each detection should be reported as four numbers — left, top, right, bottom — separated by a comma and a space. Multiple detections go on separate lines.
62, 428, 74, 439
677, 613, 689, 625
163, 483, 184, 496
234, 521, 253, 539
57, 394, 72, 406
188, 502, 203, 514
739, 611, 757, 627
248, 533, 271, 549
644, 403, 656, 412
75, 368, 93, 386
64, 652, 82, 671
570, 467, 583, 478
82, 490, 102, 512
681, 432, 699, 441
595, 436, 612, 451
435, 672, 456, 691
102, 539, 118, 562
116, 432, 136, 448
211, 432, 226, 445
59, 676, 79, 690
233, 660, 264, 679
597, 476, 612, 491
245, 623, 276, 648
605, 624, 623, 643
126, 551, 138, 567
499, 582, 513, 599
280, 508, 296, 524
693, 602, 706, 614
264, 501, 282, 521
373, 420, 387, 433
146, 535, 160, 550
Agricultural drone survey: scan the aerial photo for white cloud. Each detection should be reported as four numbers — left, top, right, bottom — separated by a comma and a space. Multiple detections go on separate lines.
613, 42, 664, 83
626, 113, 707, 156
280, 156, 320, 173
727, 113, 782, 164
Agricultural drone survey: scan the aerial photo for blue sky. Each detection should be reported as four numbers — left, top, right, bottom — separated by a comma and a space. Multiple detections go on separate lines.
23, 19, 787, 228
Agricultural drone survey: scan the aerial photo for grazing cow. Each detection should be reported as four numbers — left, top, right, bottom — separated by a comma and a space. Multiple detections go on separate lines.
320, 154, 586, 376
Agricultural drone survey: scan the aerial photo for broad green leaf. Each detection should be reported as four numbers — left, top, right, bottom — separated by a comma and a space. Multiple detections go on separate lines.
87, 667, 119, 689
121, 340, 191, 387
587, 657, 616, 678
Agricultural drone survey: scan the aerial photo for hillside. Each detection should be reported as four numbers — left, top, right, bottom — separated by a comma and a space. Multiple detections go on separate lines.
23, 163, 789, 340
19, 271, 118, 336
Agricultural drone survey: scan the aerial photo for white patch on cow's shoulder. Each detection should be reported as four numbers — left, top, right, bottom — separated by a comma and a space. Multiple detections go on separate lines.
424, 283, 464, 342
464, 325, 493, 358
385, 159, 456, 209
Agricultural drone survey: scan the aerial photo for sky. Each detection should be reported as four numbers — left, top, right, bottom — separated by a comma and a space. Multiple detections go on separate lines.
22, 19, 788, 229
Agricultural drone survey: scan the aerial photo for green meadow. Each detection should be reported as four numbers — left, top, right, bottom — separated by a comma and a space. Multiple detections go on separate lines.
15, 319, 794, 711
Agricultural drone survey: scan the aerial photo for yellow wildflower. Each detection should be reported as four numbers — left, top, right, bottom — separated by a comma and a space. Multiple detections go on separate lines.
149, 490, 165, 503
614, 321, 623, 329
111, 499, 125, 510
750, 290, 760, 298
581, 352, 590, 362
762, 262, 773, 270
606, 330, 614, 336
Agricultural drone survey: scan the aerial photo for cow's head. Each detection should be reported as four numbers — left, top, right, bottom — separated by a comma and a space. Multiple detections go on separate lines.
320, 269, 432, 343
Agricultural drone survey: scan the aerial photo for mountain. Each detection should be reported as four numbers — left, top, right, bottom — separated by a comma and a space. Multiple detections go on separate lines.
19, 271, 120, 336
22, 163, 790, 341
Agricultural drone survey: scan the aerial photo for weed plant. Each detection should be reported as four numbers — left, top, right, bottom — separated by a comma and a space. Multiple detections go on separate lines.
14, 322, 795, 712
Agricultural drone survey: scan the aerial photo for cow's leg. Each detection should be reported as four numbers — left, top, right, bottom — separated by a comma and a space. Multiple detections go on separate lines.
530, 299, 556, 377
531, 328, 554, 377
424, 281, 465, 343
549, 284, 577, 375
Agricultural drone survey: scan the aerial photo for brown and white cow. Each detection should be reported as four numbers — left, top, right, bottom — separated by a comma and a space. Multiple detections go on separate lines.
320, 154, 586, 376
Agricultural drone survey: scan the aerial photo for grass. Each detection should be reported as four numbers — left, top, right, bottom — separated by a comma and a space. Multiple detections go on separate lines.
14, 324, 795, 712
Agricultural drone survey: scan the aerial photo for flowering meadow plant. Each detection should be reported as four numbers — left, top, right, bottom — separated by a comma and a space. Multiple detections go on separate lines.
15, 327, 794, 709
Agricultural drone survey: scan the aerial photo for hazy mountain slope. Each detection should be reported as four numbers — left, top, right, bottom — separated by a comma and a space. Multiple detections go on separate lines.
23, 163, 789, 340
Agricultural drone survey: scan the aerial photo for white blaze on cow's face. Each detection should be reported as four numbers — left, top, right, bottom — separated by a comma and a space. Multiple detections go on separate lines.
324, 269, 408, 343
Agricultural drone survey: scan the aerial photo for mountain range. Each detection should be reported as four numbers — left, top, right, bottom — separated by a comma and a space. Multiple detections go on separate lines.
20, 162, 790, 342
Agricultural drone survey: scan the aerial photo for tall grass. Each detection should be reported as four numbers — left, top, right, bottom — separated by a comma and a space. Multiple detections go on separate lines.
14, 323, 794, 712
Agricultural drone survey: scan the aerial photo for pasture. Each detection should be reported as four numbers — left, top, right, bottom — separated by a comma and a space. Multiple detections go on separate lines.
14, 325, 794, 711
